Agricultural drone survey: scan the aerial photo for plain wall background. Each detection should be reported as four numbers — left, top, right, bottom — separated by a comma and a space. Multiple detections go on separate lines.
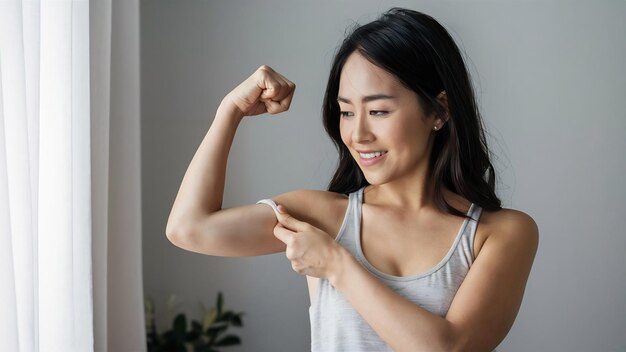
141, 1, 626, 351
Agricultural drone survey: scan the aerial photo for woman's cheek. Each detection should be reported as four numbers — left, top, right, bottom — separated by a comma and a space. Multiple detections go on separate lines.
339, 122, 350, 146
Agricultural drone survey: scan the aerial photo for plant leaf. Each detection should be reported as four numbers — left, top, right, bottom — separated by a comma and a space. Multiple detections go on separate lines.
231, 313, 243, 327
173, 313, 187, 337
216, 310, 234, 323
216, 291, 223, 317
205, 323, 228, 336
214, 334, 241, 346
202, 307, 217, 332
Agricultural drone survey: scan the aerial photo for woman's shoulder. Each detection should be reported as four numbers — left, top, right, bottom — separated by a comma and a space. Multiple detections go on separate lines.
482, 207, 538, 235
478, 206, 539, 256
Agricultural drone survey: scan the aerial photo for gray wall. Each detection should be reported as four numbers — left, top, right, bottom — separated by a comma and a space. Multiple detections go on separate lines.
141, 1, 626, 351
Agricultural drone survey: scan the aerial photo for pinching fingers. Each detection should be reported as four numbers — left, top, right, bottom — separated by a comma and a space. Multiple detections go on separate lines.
273, 223, 294, 245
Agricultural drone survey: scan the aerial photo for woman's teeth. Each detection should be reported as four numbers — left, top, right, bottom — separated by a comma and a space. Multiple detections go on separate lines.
360, 151, 388, 159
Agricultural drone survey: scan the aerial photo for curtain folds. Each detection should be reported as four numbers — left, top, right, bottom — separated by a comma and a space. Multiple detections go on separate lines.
0, 0, 145, 351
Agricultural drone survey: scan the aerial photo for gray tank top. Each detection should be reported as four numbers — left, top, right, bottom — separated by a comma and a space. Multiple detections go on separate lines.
257, 186, 488, 351
309, 188, 482, 352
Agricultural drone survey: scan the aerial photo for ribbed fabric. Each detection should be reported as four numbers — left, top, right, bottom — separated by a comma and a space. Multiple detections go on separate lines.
256, 187, 490, 351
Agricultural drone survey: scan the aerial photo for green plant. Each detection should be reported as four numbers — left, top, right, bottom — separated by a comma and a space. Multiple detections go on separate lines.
145, 291, 245, 352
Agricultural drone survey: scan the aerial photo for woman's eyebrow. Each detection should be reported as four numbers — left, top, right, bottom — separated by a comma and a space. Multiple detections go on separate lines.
337, 94, 397, 104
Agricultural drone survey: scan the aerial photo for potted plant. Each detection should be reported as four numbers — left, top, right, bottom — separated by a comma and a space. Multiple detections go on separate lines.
145, 291, 245, 352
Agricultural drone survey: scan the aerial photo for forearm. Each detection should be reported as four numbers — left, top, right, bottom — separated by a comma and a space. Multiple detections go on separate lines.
166, 98, 244, 234
329, 248, 457, 352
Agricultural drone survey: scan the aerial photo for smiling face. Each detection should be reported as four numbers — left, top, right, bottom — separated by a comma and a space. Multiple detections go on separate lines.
338, 51, 441, 186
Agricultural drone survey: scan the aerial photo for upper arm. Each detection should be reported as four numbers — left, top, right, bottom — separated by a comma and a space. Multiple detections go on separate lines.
167, 189, 324, 257
444, 210, 539, 351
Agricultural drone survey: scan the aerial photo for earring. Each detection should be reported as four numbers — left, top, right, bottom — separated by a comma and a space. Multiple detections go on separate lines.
433, 126, 439, 130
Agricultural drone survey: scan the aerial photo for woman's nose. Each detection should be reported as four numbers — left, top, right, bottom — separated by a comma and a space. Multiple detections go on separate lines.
351, 112, 374, 143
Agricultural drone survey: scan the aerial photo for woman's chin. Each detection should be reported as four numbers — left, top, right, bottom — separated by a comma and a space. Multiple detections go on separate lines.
363, 175, 387, 186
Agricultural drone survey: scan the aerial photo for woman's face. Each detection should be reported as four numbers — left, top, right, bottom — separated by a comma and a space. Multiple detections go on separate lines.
338, 51, 440, 185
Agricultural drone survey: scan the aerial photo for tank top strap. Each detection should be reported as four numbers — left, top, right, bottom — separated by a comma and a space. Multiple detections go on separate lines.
463, 202, 482, 260
356, 185, 364, 218
335, 187, 364, 250
468, 201, 483, 223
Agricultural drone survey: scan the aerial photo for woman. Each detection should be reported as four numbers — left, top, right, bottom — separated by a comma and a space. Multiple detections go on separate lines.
166, 7, 538, 352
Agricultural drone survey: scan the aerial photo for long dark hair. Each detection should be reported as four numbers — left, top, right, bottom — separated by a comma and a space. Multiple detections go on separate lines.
322, 7, 502, 218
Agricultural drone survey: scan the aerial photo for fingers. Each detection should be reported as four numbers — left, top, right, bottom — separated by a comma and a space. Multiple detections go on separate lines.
226, 65, 295, 118
273, 225, 301, 263
256, 65, 296, 114
273, 223, 293, 245
274, 205, 308, 232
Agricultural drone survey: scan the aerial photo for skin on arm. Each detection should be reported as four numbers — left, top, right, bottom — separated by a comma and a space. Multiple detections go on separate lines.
165, 65, 298, 256
328, 210, 539, 351
174, 189, 336, 257
445, 211, 539, 350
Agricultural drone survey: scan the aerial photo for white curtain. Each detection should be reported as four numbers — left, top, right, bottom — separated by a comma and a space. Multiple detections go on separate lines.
0, 0, 145, 351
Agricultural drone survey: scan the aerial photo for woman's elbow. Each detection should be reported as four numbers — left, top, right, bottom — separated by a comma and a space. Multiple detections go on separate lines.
165, 221, 194, 245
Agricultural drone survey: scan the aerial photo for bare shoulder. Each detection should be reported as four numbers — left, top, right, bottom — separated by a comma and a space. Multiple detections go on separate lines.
478, 207, 539, 257
271, 188, 349, 240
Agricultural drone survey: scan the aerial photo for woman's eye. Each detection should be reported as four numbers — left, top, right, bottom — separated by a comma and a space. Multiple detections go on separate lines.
339, 110, 382, 117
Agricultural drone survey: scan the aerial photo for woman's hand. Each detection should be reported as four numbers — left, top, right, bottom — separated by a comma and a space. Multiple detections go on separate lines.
223, 65, 296, 117
272, 204, 346, 280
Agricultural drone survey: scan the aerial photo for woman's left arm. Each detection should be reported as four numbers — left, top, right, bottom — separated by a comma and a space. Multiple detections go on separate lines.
328, 211, 539, 352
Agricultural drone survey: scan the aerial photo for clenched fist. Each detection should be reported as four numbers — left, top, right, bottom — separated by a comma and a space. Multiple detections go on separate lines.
224, 65, 296, 117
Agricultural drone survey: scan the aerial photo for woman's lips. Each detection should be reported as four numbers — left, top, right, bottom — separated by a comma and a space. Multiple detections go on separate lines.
359, 152, 387, 166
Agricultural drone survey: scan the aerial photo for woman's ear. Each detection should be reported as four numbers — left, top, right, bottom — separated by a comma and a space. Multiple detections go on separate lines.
436, 90, 450, 124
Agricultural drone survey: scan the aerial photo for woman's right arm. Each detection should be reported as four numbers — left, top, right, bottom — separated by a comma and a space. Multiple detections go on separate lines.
165, 65, 300, 256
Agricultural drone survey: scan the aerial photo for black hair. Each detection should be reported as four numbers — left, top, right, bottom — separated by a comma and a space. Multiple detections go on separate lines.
322, 7, 502, 218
